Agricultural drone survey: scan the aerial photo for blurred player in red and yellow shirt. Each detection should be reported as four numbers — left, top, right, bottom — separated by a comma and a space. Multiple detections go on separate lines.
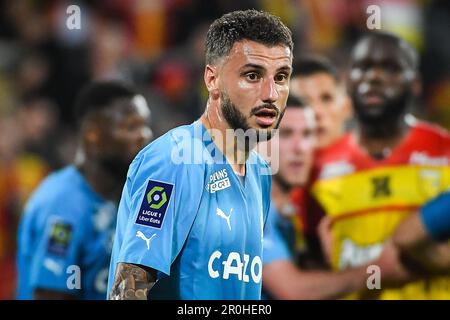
310, 31, 450, 299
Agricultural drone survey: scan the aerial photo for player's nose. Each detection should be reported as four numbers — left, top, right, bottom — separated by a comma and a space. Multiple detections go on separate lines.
261, 78, 279, 103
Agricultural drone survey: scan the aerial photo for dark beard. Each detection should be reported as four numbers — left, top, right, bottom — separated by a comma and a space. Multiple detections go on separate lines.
220, 92, 284, 142
352, 89, 412, 132
98, 155, 130, 181
274, 173, 292, 192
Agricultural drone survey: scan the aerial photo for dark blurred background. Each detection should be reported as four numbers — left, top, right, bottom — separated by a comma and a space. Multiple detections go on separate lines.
0, 0, 449, 299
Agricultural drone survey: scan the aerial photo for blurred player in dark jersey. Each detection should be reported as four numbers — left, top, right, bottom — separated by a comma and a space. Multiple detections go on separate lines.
16, 81, 152, 299
311, 31, 450, 299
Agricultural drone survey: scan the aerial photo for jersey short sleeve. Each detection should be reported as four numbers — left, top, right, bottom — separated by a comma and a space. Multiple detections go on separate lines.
263, 204, 292, 265
113, 134, 204, 278
19, 202, 84, 296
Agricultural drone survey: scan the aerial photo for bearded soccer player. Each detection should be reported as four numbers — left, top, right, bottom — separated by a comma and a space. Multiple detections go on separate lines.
310, 31, 450, 299
16, 81, 152, 299
107, 10, 293, 300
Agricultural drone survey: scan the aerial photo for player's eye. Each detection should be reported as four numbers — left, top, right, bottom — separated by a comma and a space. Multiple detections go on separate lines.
353, 62, 367, 71
279, 129, 292, 138
321, 93, 333, 103
303, 129, 314, 138
274, 73, 288, 83
245, 72, 261, 82
383, 62, 402, 73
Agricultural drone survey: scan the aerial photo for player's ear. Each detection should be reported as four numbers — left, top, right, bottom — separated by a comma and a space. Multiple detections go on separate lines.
82, 121, 101, 149
412, 75, 422, 98
337, 83, 353, 122
341, 94, 353, 121
204, 64, 220, 100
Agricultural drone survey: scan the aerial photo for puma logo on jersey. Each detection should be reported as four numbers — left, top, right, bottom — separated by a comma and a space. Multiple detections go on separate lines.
136, 231, 156, 250
44, 258, 63, 275
216, 208, 233, 231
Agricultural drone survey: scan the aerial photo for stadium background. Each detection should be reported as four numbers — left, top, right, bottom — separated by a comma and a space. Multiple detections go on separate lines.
0, 0, 449, 299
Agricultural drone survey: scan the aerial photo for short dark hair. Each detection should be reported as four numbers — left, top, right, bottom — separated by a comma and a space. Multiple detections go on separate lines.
292, 55, 339, 81
286, 95, 308, 109
74, 81, 137, 126
355, 31, 418, 70
205, 9, 293, 65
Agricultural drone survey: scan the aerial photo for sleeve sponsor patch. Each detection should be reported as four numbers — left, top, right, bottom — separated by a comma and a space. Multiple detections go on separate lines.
47, 222, 73, 256
135, 179, 174, 229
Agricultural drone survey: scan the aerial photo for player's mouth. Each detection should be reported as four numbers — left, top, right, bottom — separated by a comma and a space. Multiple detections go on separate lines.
361, 89, 386, 106
288, 161, 304, 170
287, 160, 306, 175
253, 108, 278, 127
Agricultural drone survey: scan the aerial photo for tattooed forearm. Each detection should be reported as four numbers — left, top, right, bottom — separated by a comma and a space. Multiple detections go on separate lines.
109, 263, 157, 300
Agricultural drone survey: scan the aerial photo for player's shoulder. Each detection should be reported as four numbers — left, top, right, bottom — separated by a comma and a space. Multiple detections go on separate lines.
249, 150, 272, 182
26, 166, 79, 204
24, 166, 95, 219
406, 119, 450, 159
412, 119, 450, 142
127, 121, 209, 188
133, 121, 207, 166
250, 150, 270, 168
313, 133, 355, 166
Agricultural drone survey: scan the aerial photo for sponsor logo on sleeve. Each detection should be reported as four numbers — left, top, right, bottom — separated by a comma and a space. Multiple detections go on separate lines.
135, 180, 173, 229
47, 222, 73, 256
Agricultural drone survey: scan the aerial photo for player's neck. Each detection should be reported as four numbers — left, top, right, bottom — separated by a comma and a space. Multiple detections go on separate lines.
271, 179, 295, 217
355, 116, 410, 159
75, 154, 123, 201
201, 111, 251, 176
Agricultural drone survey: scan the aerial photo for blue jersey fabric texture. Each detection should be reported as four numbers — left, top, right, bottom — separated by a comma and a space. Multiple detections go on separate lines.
420, 191, 450, 241
107, 121, 271, 300
17, 166, 117, 299
261, 202, 296, 300
262, 203, 295, 266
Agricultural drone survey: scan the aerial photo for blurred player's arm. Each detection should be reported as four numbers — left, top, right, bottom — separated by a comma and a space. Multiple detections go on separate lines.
390, 192, 450, 274
262, 210, 372, 299
109, 263, 157, 300
263, 260, 368, 300
317, 216, 415, 290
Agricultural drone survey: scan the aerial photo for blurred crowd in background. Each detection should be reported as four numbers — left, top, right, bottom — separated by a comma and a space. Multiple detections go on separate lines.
0, 0, 449, 299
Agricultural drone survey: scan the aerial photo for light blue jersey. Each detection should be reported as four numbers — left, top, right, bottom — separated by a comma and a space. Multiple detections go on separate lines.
262, 204, 295, 266
261, 203, 296, 299
107, 121, 271, 300
17, 166, 117, 300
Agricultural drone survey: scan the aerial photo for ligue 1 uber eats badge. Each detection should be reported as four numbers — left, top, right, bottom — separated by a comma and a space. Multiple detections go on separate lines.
136, 180, 174, 229
48, 222, 73, 256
